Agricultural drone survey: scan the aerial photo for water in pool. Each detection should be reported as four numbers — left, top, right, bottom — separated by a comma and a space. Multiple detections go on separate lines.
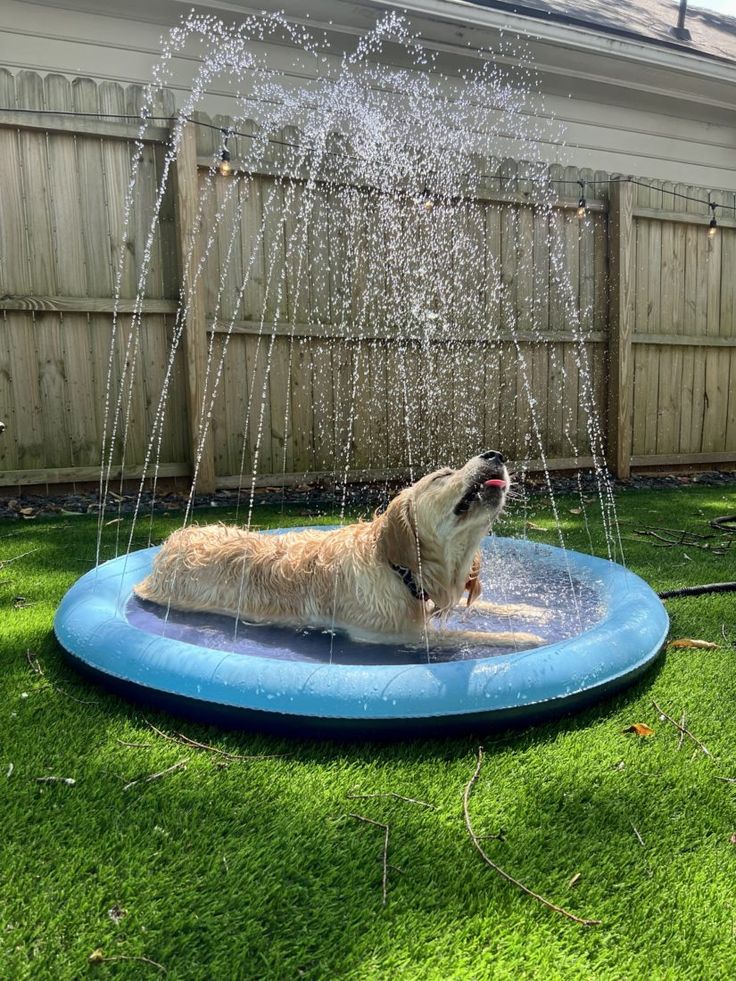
125, 538, 605, 665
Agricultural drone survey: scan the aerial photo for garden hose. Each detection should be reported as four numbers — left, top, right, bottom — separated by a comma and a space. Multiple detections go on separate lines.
659, 582, 736, 599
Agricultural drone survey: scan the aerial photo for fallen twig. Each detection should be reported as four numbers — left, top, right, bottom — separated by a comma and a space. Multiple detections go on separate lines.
624, 538, 676, 549
0, 547, 40, 569
634, 526, 733, 556
678, 712, 687, 752
648, 527, 712, 541
652, 700, 711, 756
123, 760, 187, 792
476, 828, 507, 842
634, 529, 677, 546
25, 649, 99, 706
630, 822, 645, 847
51, 684, 97, 705
144, 720, 282, 761
36, 776, 76, 786
463, 746, 600, 927
349, 813, 390, 906
89, 949, 166, 973
346, 791, 435, 809
0, 523, 71, 542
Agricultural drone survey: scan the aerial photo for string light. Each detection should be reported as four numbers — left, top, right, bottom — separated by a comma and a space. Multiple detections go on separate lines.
1, 106, 734, 218
708, 196, 718, 237
576, 179, 586, 219
218, 128, 233, 176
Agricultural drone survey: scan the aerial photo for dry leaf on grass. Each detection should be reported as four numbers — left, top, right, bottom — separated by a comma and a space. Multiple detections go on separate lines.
569, 872, 582, 888
729, 833, 736, 846
525, 522, 546, 532
569, 508, 583, 515
668, 639, 719, 650
623, 723, 655, 737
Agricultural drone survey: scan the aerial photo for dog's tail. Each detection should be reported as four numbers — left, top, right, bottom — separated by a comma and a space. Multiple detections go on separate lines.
132, 527, 193, 606
132, 574, 157, 603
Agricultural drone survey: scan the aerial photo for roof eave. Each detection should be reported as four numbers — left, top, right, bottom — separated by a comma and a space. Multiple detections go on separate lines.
461, 0, 736, 68
352, 0, 736, 82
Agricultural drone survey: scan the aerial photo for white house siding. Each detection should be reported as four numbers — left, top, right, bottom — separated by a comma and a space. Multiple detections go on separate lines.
1, 0, 735, 190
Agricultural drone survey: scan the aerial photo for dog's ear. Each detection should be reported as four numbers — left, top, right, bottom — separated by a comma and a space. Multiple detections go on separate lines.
465, 550, 482, 606
377, 493, 418, 571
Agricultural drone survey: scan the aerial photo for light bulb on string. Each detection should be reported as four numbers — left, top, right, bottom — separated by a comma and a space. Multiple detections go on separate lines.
576, 179, 586, 219
218, 128, 233, 176
708, 197, 718, 238
219, 150, 233, 177
419, 187, 434, 212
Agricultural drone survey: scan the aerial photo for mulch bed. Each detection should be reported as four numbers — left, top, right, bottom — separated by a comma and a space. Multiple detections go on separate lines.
1, 470, 734, 522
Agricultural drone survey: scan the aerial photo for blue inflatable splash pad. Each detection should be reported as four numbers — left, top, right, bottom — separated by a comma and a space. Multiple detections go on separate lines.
54, 531, 668, 737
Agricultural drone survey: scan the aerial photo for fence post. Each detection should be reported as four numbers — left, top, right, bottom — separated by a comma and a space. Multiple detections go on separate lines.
607, 178, 635, 479
172, 120, 216, 494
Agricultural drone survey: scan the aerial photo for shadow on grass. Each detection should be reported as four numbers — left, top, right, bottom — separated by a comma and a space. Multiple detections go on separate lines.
45, 618, 670, 770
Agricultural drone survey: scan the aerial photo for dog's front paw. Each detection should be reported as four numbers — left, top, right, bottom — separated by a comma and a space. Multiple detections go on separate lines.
512, 631, 546, 649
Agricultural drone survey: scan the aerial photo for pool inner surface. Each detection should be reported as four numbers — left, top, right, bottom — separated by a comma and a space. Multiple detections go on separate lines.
125, 541, 605, 665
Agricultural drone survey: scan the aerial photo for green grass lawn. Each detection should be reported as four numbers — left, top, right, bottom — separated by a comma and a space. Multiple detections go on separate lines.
1, 485, 735, 980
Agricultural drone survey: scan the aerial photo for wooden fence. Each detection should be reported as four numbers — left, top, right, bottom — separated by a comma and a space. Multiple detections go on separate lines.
0, 70, 734, 491
624, 180, 736, 474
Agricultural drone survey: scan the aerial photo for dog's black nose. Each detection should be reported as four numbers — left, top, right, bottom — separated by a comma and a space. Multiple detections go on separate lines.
480, 450, 505, 465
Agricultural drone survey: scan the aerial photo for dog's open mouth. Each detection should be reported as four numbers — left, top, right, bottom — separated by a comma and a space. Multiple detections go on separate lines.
454, 474, 507, 516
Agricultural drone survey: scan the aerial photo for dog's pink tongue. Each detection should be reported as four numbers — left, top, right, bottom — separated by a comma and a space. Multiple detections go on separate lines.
484, 478, 507, 488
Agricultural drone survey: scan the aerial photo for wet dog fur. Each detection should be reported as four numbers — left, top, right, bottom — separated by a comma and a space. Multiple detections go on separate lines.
134, 452, 544, 649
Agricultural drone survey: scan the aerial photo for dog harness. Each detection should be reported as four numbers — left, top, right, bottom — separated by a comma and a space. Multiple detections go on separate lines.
391, 564, 430, 602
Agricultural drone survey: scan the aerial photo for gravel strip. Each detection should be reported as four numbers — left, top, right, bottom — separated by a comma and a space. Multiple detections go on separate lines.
1, 469, 734, 522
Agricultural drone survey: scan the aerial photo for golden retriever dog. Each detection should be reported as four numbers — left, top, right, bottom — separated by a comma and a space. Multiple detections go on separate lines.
134, 451, 544, 650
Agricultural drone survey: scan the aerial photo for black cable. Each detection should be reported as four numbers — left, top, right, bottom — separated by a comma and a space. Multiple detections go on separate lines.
659, 582, 736, 599
1, 105, 733, 214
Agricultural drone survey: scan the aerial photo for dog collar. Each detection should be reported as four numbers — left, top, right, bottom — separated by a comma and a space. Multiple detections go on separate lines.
391, 564, 430, 602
